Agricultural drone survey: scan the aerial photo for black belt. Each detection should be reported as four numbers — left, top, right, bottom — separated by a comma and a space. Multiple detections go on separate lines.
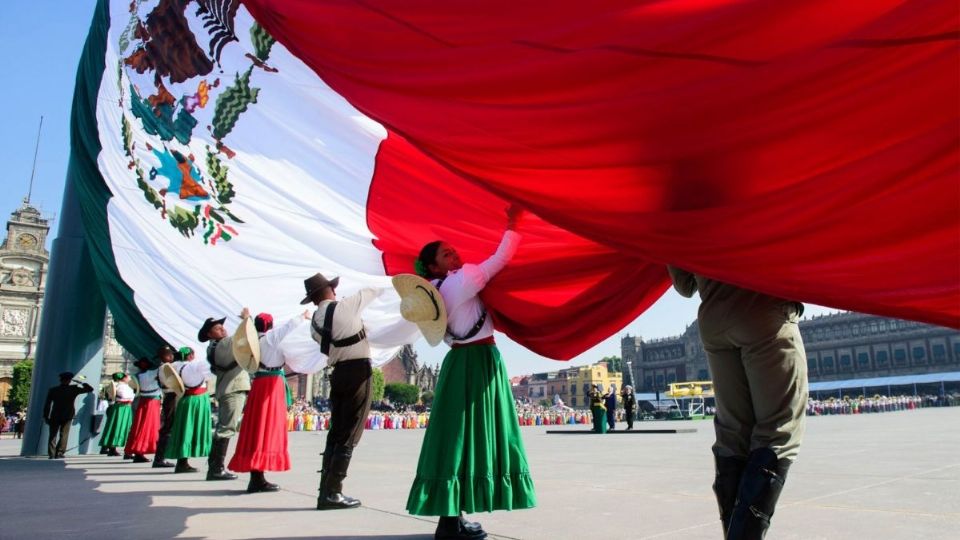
313, 301, 367, 355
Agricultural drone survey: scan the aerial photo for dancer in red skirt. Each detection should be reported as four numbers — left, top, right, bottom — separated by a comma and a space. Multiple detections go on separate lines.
124, 358, 162, 463
228, 311, 308, 493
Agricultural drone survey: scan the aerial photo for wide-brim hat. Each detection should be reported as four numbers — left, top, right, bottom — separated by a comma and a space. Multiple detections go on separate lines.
392, 274, 446, 347
232, 316, 262, 372
159, 363, 185, 396
198, 317, 227, 342
300, 273, 339, 305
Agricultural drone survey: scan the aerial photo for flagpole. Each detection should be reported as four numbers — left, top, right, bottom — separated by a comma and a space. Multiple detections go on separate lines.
27, 116, 43, 204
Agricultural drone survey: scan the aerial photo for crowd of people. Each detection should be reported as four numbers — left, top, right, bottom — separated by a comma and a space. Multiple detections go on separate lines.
806, 393, 960, 415
0, 409, 26, 438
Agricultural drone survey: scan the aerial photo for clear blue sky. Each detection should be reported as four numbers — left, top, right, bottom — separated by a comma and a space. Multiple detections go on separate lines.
0, 1, 838, 376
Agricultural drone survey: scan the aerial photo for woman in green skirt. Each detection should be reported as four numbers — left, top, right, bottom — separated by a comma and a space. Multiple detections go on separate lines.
99, 372, 135, 456
165, 347, 213, 473
406, 205, 535, 540
588, 385, 608, 434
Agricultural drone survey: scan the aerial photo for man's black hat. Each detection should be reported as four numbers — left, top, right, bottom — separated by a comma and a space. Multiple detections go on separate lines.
58, 371, 74, 381
198, 317, 227, 342
300, 273, 339, 305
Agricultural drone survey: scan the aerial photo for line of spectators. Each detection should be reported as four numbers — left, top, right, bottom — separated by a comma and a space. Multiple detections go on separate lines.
806, 393, 960, 415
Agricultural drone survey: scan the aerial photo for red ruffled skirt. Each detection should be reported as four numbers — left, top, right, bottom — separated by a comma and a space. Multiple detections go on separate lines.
228, 375, 290, 472
124, 397, 161, 455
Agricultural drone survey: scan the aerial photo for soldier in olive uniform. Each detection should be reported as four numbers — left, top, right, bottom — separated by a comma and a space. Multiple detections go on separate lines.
198, 308, 251, 481
668, 267, 807, 540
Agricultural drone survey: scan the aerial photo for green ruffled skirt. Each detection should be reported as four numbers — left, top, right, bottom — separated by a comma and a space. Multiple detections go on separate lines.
99, 403, 133, 447
406, 343, 536, 516
165, 394, 212, 459
591, 406, 608, 433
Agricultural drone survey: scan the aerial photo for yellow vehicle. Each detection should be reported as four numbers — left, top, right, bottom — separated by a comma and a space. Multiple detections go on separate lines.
664, 381, 714, 419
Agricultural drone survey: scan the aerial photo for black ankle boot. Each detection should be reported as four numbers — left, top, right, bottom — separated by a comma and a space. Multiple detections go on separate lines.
726, 448, 791, 540
206, 437, 238, 481
132, 454, 150, 463
248, 470, 280, 493
459, 514, 487, 537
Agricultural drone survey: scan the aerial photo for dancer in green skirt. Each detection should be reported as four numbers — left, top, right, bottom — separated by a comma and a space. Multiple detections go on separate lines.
99, 372, 135, 456
405, 205, 535, 540
165, 347, 214, 473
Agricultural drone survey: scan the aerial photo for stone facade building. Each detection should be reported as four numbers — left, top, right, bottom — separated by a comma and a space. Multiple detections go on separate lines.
381, 344, 438, 394
0, 199, 132, 405
622, 313, 960, 393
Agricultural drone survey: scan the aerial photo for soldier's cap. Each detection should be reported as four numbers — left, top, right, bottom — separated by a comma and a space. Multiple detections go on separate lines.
198, 317, 227, 342
59, 371, 74, 380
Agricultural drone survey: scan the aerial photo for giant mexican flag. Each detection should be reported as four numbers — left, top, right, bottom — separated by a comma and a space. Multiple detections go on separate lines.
71, 0, 959, 363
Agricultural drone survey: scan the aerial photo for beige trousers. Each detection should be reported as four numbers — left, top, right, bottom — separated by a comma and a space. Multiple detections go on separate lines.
700, 301, 808, 461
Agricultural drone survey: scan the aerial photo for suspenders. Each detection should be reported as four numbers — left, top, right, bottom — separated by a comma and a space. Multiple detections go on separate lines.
434, 277, 487, 341
312, 301, 367, 355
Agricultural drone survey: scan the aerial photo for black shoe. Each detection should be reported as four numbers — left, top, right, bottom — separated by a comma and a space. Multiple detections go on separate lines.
106, 447, 121, 457
247, 471, 280, 493
207, 468, 238, 481
459, 514, 486, 536
152, 460, 175, 468
435, 516, 487, 539
316, 492, 361, 510
122, 454, 134, 460
132, 454, 150, 463
175, 459, 198, 474
100, 447, 110, 455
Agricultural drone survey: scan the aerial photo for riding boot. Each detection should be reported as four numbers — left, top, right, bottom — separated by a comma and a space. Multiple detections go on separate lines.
725, 448, 791, 540
316, 444, 360, 510
206, 437, 238, 480
248, 470, 280, 493
713, 449, 747, 535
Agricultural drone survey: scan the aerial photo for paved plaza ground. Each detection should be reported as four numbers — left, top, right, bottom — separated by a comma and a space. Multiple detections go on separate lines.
1, 406, 958, 539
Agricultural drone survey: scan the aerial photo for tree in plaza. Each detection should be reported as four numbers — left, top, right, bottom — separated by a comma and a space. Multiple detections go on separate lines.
371, 367, 385, 403
602, 355, 622, 373
420, 391, 434, 407
9, 359, 34, 413
538, 398, 551, 408
384, 382, 420, 406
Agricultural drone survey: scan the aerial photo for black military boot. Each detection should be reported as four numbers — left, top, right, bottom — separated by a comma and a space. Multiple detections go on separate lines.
153, 456, 175, 468
206, 437, 238, 481
316, 445, 360, 510
175, 458, 198, 473
713, 449, 747, 535
726, 448, 791, 540
132, 454, 150, 463
248, 470, 280, 493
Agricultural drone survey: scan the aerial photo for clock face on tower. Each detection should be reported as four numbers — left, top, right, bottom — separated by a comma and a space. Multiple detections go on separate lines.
16, 233, 38, 250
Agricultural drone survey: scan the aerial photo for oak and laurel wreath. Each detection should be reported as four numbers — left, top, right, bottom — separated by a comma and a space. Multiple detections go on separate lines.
119, 0, 277, 245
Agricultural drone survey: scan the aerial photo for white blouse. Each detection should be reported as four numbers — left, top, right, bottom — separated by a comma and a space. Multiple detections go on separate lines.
174, 360, 212, 389
434, 230, 520, 346
136, 369, 161, 397
115, 382, 135, 401
259, 317, 304, 368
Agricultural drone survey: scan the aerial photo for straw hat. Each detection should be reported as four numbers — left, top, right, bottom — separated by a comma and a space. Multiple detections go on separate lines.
232, 316, 262, 372
391, 274, 446, 346
159, 363, 185, 396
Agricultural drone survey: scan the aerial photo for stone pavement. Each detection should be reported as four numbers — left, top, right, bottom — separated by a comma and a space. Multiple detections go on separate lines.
1, 407, 958, 539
